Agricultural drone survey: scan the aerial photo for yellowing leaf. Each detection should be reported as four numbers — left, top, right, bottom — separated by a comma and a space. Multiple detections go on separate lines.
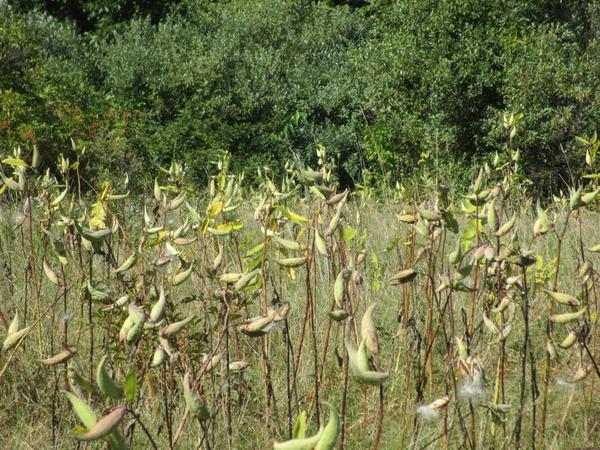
2, 157, 29, 168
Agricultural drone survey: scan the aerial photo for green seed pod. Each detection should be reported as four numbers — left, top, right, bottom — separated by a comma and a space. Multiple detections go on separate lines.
455, 337, 468, 361
346, 338, 389, 385
160, 315, 194, 338
495, 213, 516, 237
8, 311, 20, 335
355, 338, 370, 372
549, 307, 587, 324
473, 168, 484, 194
559, 331, 577, 349
2, 326, 31, 351
75, 219, 112, 243
314, 230, 328, 256
581, 188, 599, 206
0, 170, 23, 191
299, 168, 324, 185
397, 213, 418, 224
115, 294, 129, 307
328, 309, 350, 322
569, 186, 583, 210
416, 205, 441, 222
533, 200, 552, 236
67, 364, 94, 397
171, 264, 193, 286
272, 302, 290, 321
547, 342, 558, 360
126, 314, 145, 343
273, 427, 324, 449
315, 402, 340, 450
333, 269, 350, 306
149, 286, 166, 323
64, 391, 96, 429
87, 281, 111, 303
275, 236, 303, 252
354, 367, 390, 386
50, 185, 68, 207
578, 261, 592, 280
96, 355, 123, 400
118, 317, 134, 343
239, 314, 276, 337
106, 192, 129, 201
167, 193, 186, 211
465, 190, 490, 206
113, 253, 137, 274
487, 198, 498, 232
275, 256, 307, 268
219, 272, 243, 285
545, 291, 580, 307
482, 313, 499, 335
31, 144, 40, 168
151, 347, 166, 368
199, 354, 222, 375
325, 201, 344, 236
587, 243, 600, 253
183, 372, 202, 417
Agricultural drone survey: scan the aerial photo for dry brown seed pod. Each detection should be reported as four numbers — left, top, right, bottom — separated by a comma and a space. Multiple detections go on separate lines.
73, 405, 126, 441
40, 347, 77, 365
43, 260, 64, 286
428, 395, 450, 409
361, 304, 379, 354
326, 189, 348, 206
199, 354, 222, 375
491, 296, 511, 314
566, 365, 591, 383
388, 269, 417, 285
229, 360, 249, 371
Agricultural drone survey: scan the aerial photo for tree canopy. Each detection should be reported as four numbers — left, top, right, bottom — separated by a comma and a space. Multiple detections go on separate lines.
2, 0, 599, 192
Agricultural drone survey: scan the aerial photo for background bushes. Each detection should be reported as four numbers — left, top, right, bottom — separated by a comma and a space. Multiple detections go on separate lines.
2, 0, 599, 193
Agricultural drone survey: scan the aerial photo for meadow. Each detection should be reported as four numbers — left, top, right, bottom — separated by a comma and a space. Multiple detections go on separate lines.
0, 141, 599, 450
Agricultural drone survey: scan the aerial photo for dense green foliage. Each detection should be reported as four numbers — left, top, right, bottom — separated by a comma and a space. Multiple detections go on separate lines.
2, 0, 600, 192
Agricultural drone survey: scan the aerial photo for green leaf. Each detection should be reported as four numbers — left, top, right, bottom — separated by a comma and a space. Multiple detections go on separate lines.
342, 226, 357, 241
124, 370, 137, 403
293, 411, 307, 439
275, 205, 309, 225
244, 242, 265, 258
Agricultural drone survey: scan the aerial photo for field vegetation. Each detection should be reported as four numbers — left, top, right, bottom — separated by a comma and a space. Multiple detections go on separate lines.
0, 136, 599, 449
